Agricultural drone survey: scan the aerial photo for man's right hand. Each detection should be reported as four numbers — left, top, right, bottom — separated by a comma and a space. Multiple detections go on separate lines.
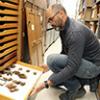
39, 64, 49, 73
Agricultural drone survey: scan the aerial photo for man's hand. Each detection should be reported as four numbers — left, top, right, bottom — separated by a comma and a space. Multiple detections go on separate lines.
30, 80, 53, 96
39, 64, 49, 73
30, 82, 45, 96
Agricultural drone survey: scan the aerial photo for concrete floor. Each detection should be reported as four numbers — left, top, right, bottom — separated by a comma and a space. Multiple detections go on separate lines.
32, 38, 97, 100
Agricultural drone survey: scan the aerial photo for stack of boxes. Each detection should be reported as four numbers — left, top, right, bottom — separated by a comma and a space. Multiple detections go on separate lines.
78, 0, 100, 38
78, 0, 100, 99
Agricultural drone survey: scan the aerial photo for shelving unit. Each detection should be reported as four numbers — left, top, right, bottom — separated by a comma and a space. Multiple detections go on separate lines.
78, 0, 100, 39
77, 0, 100, 99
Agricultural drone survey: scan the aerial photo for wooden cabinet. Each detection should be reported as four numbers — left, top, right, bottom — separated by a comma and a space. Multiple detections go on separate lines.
0, 0, 22, 70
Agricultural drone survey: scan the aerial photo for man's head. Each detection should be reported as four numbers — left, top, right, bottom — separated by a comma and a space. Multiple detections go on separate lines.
46, 4, 67, 30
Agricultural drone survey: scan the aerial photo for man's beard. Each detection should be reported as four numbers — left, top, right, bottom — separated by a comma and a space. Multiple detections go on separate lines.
55, 27, 64, 31
53, 17, 64, 31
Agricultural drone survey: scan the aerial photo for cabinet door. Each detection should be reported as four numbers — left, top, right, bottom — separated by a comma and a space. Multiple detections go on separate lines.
26, 4, 44, 65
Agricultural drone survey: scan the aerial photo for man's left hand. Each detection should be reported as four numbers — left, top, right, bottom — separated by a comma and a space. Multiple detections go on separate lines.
30, 82, 45, 96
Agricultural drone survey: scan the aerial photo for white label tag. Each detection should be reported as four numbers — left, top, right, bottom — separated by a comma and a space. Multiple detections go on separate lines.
31, 24, 35, 31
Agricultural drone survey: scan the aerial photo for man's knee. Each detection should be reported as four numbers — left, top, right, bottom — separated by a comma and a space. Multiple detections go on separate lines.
47, 54, 55, 69
47, 54, 68, 72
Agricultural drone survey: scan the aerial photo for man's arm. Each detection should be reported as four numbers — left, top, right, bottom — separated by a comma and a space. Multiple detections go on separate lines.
49, 32, 86, 85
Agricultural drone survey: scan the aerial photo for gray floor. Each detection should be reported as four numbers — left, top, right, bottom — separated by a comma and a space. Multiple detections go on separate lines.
34, 38, 97, 100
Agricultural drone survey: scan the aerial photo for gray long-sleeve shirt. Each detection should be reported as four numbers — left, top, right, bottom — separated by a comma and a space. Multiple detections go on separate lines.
49, 17, 100, 85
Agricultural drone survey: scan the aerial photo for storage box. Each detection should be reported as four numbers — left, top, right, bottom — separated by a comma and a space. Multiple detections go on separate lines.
86, 0, 93, 7
83, 8, 92, 20
91, 5, 98, 20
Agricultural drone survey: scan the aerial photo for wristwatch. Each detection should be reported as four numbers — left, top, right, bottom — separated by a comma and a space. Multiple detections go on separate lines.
44, 81, 49, 88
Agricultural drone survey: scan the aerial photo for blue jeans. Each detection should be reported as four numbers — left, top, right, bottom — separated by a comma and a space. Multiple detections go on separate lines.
47, 54, 100, 91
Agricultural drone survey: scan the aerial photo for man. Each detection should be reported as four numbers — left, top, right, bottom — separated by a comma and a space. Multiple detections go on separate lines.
30, 4, 100, 100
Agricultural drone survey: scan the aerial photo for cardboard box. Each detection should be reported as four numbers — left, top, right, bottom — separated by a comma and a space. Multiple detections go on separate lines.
91, 5, 98, 20
84, 8, 92, 20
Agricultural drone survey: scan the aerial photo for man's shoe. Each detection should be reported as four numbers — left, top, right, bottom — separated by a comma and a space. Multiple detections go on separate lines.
59, 90, 76, 100
75, 87, 86, 98
59, 87, 86, 100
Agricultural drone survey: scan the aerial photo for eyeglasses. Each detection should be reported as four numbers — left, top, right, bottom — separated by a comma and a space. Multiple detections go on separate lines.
48, 11, 59, 23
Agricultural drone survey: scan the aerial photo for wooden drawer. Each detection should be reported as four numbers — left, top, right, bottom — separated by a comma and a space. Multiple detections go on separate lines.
0, 61, 43, 100
0, 23, 18, 29
0, 29, 18, 36
0, 9, 18, 15
1, 0, 19, 4
0, 1, 18, 10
